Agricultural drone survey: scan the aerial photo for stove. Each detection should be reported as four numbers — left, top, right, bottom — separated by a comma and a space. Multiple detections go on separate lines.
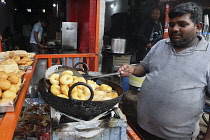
50, 107, 127, 140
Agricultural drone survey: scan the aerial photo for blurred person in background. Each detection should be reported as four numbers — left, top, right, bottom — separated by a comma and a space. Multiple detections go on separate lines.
134, 7, 163, 63
29, 17, 49, 53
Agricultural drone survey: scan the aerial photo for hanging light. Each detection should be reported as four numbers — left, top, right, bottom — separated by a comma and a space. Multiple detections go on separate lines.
110, 2, 116, 8
27, 9, 31, 12
53, 3, 56, 7
42, 9, 46, 13
2, 0, 6, 3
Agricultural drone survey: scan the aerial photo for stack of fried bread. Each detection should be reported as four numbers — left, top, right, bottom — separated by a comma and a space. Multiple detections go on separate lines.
3, 54, 33, 67
0, 50, 35, 58
0, 71, 22, 104
0, 50, 34, 67
0, 59, 25, 77
49, 70, 119, 101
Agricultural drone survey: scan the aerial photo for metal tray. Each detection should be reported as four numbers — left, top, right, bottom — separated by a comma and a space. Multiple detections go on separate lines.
18, 65, 32, 70
0, 79, 26, 112
18, 58, 35, 70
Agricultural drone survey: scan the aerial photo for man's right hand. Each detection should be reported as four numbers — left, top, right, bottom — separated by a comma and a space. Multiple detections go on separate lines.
39, 44, 45, 48
118, 64, 135, 77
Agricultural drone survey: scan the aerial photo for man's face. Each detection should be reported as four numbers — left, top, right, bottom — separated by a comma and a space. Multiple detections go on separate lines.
168, 14, 199, 48
151, 9, 160, 21
41, 22, 47, 28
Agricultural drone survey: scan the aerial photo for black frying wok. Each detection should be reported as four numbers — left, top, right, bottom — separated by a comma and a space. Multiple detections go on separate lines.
38, 77, 123, 120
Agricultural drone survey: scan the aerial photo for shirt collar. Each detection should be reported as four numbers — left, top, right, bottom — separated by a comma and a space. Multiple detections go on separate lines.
165, 35, 209, 51
38, 22, 42, 26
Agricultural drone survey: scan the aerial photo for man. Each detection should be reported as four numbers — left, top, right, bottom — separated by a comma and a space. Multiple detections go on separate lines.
30, 18, 48, 53
134, 7, 163, 63
118, 2, 210, 139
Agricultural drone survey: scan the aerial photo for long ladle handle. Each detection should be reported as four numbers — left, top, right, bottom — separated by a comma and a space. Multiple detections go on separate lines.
87, 72, 120, 80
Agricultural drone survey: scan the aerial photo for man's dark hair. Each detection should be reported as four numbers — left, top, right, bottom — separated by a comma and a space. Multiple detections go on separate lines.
40, 17, 49, 26
168, 2, 202, 24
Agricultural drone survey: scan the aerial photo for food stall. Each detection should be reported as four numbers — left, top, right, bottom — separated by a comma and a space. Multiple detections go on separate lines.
1, 0, 209, 139
0, 0, 143, 139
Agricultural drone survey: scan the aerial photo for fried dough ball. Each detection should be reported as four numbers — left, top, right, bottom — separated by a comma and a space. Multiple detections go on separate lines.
74, 78, 86, 89
60, 75, 73, 85
0, 71, 8, 80
21, 57, 31, 61
72, 76, 78, 80
77, 77, 86, 83
57, 94, 69, 99
83, 86, 91, 95
94, 90, 106, 96
19, 54, 28, 58
87, 80, 99, 90
61, 85, 69, 96
7, 72, 17, 77
26, 61, 33, 66
106, 92, 118, 99
100, 84, 112, 92
2, 90, 17, 100
71, 86, 83, 94
61, 70, 73, 76
0, 80, 11, 90
15, 85, 20, 91
16, 59, 27, 65
7, 75, 19, 84
68, 81, 77, 87
49, 73, 60, 85
16, 70, 25, 78
71, 92, 85, 100
8, 52, 15, 57
0, 98, 14, 104
50, 84, 61, 95
11, 55, 20, 61
9, 84, 17, 93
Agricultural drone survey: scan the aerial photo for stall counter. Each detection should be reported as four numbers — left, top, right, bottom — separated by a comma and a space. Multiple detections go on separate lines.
0, 58, 37, 140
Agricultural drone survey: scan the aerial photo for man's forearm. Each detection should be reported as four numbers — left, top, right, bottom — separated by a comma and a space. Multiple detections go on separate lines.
133, 64, 146, 77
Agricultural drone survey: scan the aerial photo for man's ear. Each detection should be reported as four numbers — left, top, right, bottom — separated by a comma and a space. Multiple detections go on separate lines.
196, 22, 203, 33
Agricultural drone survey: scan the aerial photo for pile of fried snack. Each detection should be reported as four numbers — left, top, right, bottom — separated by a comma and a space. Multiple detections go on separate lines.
0, 71, 22, 104
49, 70, 119, 101
0, 50, 34, 105
0, 50, 34, 67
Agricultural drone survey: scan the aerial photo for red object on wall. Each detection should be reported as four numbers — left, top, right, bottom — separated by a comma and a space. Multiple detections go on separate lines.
163, 2, 170, 39
67, 0, 97, 53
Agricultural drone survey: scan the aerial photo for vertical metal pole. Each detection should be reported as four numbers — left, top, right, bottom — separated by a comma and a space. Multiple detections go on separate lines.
94, 0, 100, 71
